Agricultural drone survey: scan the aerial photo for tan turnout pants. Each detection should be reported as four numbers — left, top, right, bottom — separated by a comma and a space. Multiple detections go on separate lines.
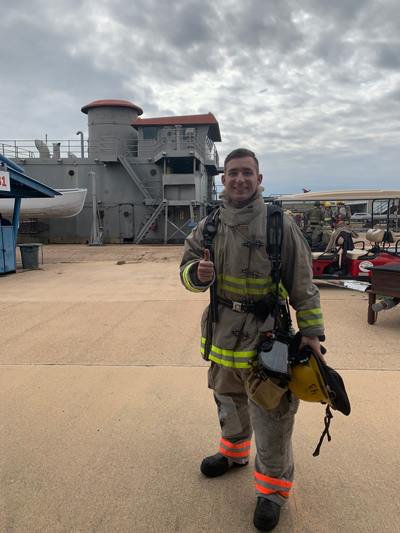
208, 362, 300, 507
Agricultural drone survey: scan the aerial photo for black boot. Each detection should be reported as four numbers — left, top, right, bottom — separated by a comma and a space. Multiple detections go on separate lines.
253, 498, 281, 531
200, 452, 248, 478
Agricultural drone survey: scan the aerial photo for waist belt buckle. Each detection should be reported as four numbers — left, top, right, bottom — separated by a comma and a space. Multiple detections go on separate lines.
232, 301, 243, 312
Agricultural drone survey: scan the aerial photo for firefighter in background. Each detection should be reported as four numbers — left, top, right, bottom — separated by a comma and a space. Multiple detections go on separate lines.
307, 201, 324, 231
307, 201, 324, 246
345, 204, 352, 225
320, 202, 333, 244
333, 201, 349, 228
323, 202, 333, 229
286, 210, 301, 228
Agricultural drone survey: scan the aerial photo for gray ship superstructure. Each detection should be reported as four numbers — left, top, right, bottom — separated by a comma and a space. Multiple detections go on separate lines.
1, 99, 222, 243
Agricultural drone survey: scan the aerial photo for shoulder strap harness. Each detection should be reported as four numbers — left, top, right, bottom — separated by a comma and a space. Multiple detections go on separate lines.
202, 204, 292, 331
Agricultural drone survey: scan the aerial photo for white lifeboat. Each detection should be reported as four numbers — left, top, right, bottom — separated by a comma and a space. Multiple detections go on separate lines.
0, 188, 87, 218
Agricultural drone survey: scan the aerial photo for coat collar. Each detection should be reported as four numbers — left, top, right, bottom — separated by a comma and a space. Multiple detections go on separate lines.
218, 186, 265, 226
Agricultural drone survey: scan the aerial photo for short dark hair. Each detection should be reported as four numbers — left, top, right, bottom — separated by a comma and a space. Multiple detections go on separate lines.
224, 148, 259, 174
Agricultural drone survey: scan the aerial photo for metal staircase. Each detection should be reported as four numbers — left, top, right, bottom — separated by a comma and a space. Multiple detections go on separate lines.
135, 199, 166, 244
118, 141, 166, 244
118, 155, 154, 199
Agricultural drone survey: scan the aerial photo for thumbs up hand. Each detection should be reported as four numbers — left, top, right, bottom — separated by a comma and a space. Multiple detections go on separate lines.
197, 249, 215, 282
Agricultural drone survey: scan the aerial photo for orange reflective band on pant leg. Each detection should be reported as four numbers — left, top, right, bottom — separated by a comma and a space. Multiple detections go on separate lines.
254, 482, 290, 498
254, 472, 292, 488
219, 446, 250, 458
219, 437, 251, 458
254, 471, 292, 498
255, 482, 275, 495
221, 437, 251, 449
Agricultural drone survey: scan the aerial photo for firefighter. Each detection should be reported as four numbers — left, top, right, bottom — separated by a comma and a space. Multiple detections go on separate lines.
180, 148, 325, 532
307, 202, 324, 246
333, 201, 347, 228
307, 201, 323, 231
345, 204, 352, 225
322, 202, 333, 229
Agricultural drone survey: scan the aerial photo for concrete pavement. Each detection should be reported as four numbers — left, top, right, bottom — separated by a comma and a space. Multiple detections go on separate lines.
1, 245, 399, 532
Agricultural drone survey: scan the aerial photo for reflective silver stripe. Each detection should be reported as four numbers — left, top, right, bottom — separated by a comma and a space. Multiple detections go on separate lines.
183, 263, 206, 293
208, 344, 257, 369
217, 274, 288, 299
254, 472, 292, 496
217, 274, 274, 295
296, 308, 324, 328
201, 339, 257, 369
220, 440, 251, 455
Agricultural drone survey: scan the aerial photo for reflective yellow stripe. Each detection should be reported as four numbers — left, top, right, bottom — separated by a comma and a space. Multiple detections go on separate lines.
218, 274, 246, 285
201, 337, 256, 368
276, 283, 289, 300
297, 308, 322, 317
217, 274, 288, 299
296, 308, 324, 328
183, 263, 205, 293
218, 274, 271, 285
298, 318, 324, 327
218, 284, 270, 295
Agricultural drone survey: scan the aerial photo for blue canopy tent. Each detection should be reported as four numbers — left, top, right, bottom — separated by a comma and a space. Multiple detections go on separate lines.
0, 153, 60, 274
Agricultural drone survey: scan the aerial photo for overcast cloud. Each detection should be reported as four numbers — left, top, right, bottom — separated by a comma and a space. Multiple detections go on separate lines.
1, 0, 399, 194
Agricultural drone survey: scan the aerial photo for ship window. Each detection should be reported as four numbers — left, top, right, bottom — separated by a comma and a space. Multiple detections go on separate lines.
143, 126, 158, 139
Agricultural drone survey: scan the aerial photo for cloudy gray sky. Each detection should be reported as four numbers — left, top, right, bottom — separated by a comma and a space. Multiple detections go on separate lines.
1, 0, 399, 194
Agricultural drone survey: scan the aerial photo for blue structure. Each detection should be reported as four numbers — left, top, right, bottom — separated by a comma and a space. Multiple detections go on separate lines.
0, 154, 59, 274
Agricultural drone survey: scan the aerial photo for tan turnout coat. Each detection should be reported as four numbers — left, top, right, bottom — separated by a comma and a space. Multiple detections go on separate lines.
180, 189, 324, 369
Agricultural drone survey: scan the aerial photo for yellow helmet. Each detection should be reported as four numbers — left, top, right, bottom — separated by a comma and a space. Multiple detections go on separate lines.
289, 353, 332, 405
289, 351, 350, 414
325, 202, 331, 207
337, 200, 344, 205
289, 350, 351, 456
321, 201, 326, 206
285, 210, 293, 215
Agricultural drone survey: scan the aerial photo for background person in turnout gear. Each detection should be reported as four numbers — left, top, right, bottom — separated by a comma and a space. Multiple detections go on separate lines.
333, 201, 348, 228
322, 202, 333, 229
321, 202, 333, 244
307, 201, 324, 246
307, 201, 323, 231
180, 148, 325, 532
345, 204, 352, 225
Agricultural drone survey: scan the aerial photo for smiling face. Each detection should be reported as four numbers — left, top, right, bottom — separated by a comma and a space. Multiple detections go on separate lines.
221, 156, 263, 206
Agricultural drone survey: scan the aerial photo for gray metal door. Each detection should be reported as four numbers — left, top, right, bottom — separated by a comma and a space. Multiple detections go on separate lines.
119, 204, 134, 239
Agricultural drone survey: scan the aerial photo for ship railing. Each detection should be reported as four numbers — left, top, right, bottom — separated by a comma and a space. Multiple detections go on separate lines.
141, 131, 206, 157
0, 141, 37, 159
135, 131, 219, 165
0, 139, 120, 159
1, 135, 220, 166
